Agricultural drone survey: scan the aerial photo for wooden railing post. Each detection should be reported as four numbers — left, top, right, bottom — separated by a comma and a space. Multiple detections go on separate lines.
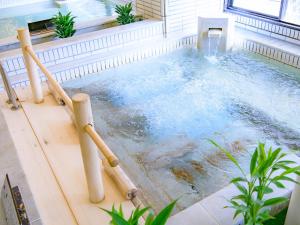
17, 28, 43, 103
72, 93, 105, 203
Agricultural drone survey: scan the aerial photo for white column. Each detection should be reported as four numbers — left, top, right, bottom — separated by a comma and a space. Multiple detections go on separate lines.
17, 28, 43, 103
72, 93, 105, 203
285, 176, 300, 225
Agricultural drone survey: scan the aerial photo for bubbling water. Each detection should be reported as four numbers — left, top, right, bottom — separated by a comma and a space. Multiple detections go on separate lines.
64, 48, 300, 211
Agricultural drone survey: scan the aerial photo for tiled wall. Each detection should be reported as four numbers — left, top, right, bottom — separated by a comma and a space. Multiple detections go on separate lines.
136, 0, 223, 34
136, 0, 163, 20
48, 35, 196, 87
234, 14, 300, 46
2, 34, 196, 88
0, 21, 165, 88
164, 0, 223, 34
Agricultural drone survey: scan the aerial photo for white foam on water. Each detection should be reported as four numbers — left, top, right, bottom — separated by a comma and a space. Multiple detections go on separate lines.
63, 48, 300, 210
79, 49, 300, 139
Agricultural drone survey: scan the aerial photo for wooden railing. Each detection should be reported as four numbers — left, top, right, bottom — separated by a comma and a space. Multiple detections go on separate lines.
17, 28, 137, 203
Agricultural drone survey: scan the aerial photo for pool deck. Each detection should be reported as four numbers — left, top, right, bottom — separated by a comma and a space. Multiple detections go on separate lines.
0, 85, 135, 225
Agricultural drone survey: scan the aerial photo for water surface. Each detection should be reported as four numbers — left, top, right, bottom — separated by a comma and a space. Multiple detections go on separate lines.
0, 0, 121, 39
64, 48, 300, 211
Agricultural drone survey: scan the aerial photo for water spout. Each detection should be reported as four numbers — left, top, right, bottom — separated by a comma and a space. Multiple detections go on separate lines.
207, 28, 222, 63
197, 15, 235, 53
207, 28, 222, 38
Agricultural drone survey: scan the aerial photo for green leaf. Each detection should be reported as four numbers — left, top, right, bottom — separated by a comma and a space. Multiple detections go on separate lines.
263, 186, 273, 194
258, 143, 266, 161
233, 182, 248, 195
119, 205, 124, 218
281, 166, 300, 176
233, 210, 242, 219
52, 11, 76, 38
272, 181, 285, 189
276, 160, 296, 165
263, 197, 288, 207
253, 186, 273, 194
145, 210, 154, 225
231, 194, 247, 203
100, 208, 130, 225
250, 149, 258, 176
269, 148, 282, 165
151, 200, 177, 225
256, 210, 273, 223
130, 207, 149, 225
231, 177, 247, 183
209, 140, 246, 176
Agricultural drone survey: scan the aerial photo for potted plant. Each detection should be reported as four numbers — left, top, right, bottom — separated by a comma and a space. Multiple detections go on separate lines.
52, 11, 76, 38
101, 200, 176, 225
115, 2, 136, 25
210, 141, 300, 225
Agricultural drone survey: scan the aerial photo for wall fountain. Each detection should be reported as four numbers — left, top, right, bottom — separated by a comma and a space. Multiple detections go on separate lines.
197, 14, 235, 55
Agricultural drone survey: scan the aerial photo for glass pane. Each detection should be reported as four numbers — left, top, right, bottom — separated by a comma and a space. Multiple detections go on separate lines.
284, 0, 300, 25
233, 0, 282, 17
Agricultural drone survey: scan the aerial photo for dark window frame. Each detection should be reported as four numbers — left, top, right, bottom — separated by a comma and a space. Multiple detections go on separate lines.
224, 0, 300, 31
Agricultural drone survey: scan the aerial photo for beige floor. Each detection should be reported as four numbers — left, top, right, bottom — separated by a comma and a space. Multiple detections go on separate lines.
0, 86, 135, 225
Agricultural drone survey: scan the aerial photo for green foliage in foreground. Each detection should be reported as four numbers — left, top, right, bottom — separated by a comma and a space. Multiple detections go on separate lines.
210, 141, 300, 225
115, 2, 135, 25
264, 208, 287, 225
101, 200, 176, 225
52, 12, 76, 38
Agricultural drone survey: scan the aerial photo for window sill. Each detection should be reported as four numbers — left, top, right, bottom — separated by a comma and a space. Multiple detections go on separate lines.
224, 7, 300, 32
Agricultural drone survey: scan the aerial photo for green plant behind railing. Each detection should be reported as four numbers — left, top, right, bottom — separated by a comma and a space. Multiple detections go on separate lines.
101, 200, 176, 225
52, 12, 76, 38
115, 2, 135, 25
210, 140, 300, 225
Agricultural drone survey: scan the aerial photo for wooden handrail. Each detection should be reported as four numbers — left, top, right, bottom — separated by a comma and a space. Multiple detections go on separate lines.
19, 31, 137, 201
103, 159, 137, 200
25, 46, 74, 112
26, 45, 119, 168
84, 124, 119, 167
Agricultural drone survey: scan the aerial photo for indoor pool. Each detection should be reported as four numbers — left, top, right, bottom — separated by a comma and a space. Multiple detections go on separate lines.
64, 48, 300, 212
0, 0, 123, 40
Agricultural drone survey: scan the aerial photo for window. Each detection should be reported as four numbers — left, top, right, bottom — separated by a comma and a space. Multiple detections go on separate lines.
227, 0, 300, 26
232, 0, 281, 17
285, 0, 300, 24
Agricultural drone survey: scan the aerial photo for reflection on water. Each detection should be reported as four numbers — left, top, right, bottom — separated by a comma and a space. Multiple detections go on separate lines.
0, 0, 121, 39
64, 49, 300, 212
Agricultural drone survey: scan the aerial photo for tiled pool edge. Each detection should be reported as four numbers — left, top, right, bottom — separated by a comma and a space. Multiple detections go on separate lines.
0, 20, 165, 88
235, 28, 300, 69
